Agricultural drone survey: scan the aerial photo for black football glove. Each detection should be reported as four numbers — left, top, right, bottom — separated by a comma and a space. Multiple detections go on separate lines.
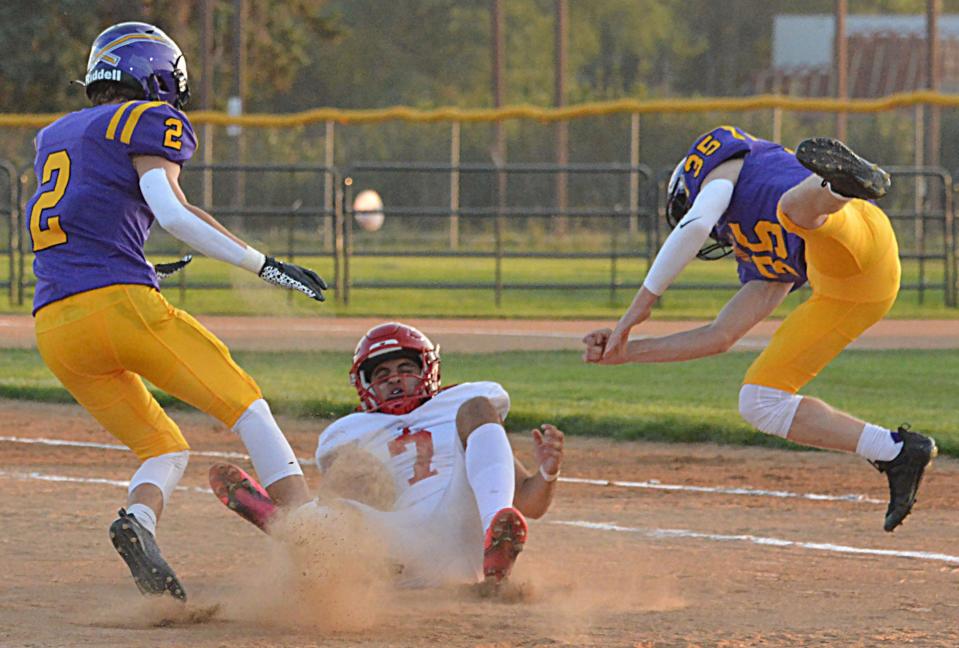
258, 256, 328, 302
153, 254, 193, 281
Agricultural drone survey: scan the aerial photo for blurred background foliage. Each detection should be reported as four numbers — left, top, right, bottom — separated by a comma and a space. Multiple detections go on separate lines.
2, 1, 959, 193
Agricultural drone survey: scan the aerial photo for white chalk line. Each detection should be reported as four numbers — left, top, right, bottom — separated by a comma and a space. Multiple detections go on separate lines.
0, 468, 212, 495
0, 435, 261, 462
560, 476, 883, 504
1, 466, 953, 568
550, 520, 959, 567
1, 435, 881, 504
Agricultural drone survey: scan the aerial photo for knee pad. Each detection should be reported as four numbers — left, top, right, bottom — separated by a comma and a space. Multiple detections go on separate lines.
129, 450, 189, 504
232, 398, 303, 487
738, 384, 802, 439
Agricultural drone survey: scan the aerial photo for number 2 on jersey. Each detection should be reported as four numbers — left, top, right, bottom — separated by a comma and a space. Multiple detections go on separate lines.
29, 149, 71, 251
388, 428, 438, 485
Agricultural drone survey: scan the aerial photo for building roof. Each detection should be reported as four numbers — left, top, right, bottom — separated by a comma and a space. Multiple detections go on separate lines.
774, 14, 959, 69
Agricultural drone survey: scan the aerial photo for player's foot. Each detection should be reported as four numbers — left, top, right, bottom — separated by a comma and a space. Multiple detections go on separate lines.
871, 426, 937, 532
795, 137, 891, 200
483, 507, 528, 583
209, 463, 277, 533
109, 508, 186, 601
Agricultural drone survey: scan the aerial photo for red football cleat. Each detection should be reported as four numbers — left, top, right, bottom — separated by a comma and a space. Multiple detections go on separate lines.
482, 507, 528, 583
209, 463, 277, 533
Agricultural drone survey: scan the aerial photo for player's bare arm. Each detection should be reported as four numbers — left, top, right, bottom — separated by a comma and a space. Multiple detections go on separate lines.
587, 280, 791, 365
512, 424, 564, 519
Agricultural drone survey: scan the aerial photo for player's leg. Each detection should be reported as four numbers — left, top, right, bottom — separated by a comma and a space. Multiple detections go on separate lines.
740, 296, 936, 532
111, 286, 310, 509
779, 137, 891, 230
35, 294, 189, 599
743, 197, 935, 530
456, 396, 527, 582
740, 292, 899, 453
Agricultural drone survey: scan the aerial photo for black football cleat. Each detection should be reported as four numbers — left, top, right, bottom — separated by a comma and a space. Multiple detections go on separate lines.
871, 426, 937, 532
109, 508, 186, 601
795, 137, 891, 200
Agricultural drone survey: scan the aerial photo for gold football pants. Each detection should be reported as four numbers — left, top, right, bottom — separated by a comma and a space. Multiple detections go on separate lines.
35, 284, 262, 459
743, 199, 901, 393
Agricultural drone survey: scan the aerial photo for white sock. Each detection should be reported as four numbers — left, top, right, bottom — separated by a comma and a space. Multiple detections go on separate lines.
126, 503, 158, 537
465, 423, 516, 532
855, 423, 903, 461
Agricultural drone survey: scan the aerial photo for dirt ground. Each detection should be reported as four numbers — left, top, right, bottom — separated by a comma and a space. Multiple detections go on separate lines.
1, 317, 958, 647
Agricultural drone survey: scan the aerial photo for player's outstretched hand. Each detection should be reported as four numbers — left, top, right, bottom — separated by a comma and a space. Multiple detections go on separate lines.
582, 328, 612, 363
532, 423, 564, 480
153, 254, 193, 281
259, 256, 328, 301
583, 323, 635, 365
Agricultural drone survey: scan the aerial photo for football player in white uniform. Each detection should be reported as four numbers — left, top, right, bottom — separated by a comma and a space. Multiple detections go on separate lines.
210, 322, 564, 587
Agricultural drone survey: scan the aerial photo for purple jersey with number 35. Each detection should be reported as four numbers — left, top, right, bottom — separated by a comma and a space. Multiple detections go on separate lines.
27, 100, 197, 314
682, 126, 812, 288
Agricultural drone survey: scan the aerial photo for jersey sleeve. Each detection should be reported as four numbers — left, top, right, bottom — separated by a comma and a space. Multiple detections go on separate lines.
448, 382, 510, 420
315, 415, 354, 466
683, 126, 754, 203
108, 101, 197, 164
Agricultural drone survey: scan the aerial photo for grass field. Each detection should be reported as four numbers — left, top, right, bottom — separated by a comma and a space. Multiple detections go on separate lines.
2, 347, 957, 455
2, 253, 956, 318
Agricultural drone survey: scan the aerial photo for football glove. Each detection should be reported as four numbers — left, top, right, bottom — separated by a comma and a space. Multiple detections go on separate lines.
153, 254, 193, 281
259, 256, 328, 301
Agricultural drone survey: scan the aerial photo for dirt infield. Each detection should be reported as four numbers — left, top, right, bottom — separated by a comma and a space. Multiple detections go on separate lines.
2, 398, 958, 647
2, 316, 958, 646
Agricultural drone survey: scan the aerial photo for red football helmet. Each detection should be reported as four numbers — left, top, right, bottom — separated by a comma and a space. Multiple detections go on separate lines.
349, 322, 441, 415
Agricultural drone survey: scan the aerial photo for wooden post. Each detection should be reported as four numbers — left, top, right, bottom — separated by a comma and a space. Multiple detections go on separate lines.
629, 112, 640, 235
450, 121, 461, 250
324, 120, 335, 250
834, 0, 848, 141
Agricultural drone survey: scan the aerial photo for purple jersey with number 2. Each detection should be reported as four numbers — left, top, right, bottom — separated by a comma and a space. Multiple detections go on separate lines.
26, 100, 197, 314
681, 125, 812, 288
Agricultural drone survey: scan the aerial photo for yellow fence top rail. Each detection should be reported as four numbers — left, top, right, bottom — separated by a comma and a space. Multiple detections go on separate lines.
2, 90, 957, 129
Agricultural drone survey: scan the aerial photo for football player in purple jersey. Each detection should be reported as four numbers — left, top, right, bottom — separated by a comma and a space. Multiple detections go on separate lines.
583, 127, 936, 533
26, 22, 328, 601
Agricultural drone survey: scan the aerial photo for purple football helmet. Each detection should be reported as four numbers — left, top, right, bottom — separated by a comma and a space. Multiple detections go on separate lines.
84, 22, 190, 109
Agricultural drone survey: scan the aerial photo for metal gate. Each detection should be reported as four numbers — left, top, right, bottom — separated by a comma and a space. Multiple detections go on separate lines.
167, 163, 340, 300
339, 162, 655, 305
5, 161, 958, 310
887, 167, 956, 307
0, 160, 18, 305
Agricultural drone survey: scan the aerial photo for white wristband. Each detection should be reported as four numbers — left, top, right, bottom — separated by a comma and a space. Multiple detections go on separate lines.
539, 464, 560, 482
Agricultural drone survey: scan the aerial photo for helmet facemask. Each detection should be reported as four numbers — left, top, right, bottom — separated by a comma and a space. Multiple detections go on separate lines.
350, 323, 442, 416
356, 351, 433, 415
